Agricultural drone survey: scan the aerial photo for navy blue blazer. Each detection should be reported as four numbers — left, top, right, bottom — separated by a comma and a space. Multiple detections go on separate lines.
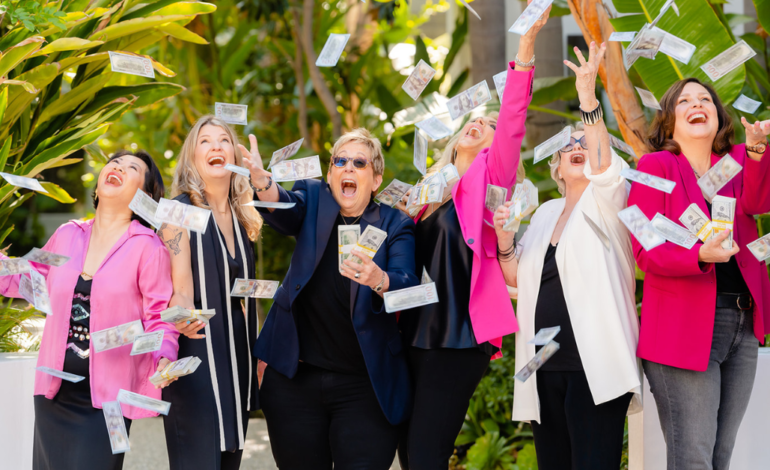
253, 179, 418, 425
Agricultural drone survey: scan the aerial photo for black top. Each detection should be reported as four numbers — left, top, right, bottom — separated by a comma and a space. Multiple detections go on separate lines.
705, 201, 750, 295
401, 200, 497, 356
63, 275, 92, 378
534, 243, 583, 371
294, 213, 368, 375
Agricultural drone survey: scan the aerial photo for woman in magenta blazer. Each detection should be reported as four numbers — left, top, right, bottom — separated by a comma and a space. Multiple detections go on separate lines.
628, 77, 770, 469
395, 10, 550, 468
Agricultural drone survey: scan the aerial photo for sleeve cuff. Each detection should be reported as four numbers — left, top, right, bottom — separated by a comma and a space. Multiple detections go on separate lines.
585, 148, 624, 187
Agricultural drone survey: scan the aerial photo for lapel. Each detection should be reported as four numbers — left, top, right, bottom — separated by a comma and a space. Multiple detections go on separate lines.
350, 201, 382, 320
676, 152, 711, 214
314, 182, 341, 271
84, 220, 140, 277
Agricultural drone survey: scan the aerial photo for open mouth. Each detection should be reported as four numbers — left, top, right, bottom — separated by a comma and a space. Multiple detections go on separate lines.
341, 178, 358, 198
687, 112, 707, 124
465, 124, 482, 139
208, 155, 225, 167
570, 153, 585, 165
105, 171, 123, 186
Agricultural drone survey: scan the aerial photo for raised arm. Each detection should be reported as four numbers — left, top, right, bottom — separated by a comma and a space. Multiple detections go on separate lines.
253, 181, 309, 237
738, 119, 770, 215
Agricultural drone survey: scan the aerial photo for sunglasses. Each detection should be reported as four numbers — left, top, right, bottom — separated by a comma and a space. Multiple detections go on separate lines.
332, 156, 371, 169
560, 136, 588, 153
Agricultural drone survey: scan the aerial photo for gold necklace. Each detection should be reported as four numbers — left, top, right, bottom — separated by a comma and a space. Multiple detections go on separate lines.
341, 213, 363, 225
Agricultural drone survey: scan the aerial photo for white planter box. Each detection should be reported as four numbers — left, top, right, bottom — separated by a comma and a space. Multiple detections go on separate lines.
0, 352, 38, 470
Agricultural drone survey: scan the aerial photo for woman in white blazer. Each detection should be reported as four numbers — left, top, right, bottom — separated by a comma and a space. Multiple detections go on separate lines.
493, 42, 642, 470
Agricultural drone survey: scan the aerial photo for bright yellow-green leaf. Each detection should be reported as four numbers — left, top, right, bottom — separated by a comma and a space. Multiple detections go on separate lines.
37, 74, 112, 125
38, 9, 110, 36
754, 0, 770, 32
153, 2, 217, 16
58, 52, 110, 71
30, 38, 105, 57
0, 36, 46, 78
0, 87, 7, 125
0, 139, 10, 171
1, 80, 37, 93
158, 23, 208, 44
22, 125, 110, 177
0, 64, 60, 140
88, 15, 191, 42
39, 182, 76, 204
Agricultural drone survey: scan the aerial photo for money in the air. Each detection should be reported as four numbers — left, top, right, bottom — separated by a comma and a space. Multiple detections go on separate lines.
30, 269, 52, 315
650, 213, 698, 249
108, 51, 154, 78
534, 126, 571, 164
23, 248, 69, 267
514, 340, 560, 382
748, 234, 770, 262
91, 320, 144, 353
117, 389, 171, 416
414, 131, 429, 176
711, 195, 736, 250
224, 164, 250, 177
609, 135, 637, 159
509, 0, 553, 36
402, 60, 436, 100
415, 116, 452, 140
316, 33, 350, 67
528, 326, 561, 345
384, 283, 439, 313
0, 258, 32, 276
36, 366, 85, 383
621, 168, 675, 194
583, 212, 611, 251
130, 330, 164, 356
609, 32, 635, 42
732, 95, 762, 114
376, 179, 413, 207
269, 138, 304, 169
271, 156, 323, 182
701, 40, 756, 82
103, 401, 130, 454
485, 184, 508, 212
215, 102, 248, 125
244, 201, 297, 209
636, 87, 662, 110
493, 70, 507, 101
657, 28, 696, 64
697, 154, 742, 201
618, 205, 666, 251
0, 172, 48, 193
155, 198, 211, 234
128, 189, 161, 229
446, 80, 492, 121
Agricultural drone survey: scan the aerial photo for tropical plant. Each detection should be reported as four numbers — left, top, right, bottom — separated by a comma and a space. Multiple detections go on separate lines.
0, 304, 42, 352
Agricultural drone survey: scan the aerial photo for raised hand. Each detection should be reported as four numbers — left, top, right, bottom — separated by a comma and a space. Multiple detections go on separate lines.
523, 0, 551, 40
740, 117, 770, 148
237, 134, 272, 188
564, 41, 607, 110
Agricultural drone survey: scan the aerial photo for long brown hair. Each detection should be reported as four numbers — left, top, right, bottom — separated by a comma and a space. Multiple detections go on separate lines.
647, 77, 734, 156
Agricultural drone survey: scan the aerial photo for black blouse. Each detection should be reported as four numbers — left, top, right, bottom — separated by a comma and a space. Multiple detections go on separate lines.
63, 276, 92, 377
705, 200, 750, 295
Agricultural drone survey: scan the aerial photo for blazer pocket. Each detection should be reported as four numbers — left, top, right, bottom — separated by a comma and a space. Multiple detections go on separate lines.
387, 335, 403, 356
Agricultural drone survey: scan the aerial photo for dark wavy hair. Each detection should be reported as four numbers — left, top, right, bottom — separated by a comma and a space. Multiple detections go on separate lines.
93, 149, 165, 228
647, 77, 734, 156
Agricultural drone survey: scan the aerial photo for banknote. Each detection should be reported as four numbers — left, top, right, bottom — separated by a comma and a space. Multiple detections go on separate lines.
149, 356, 201, 386
230, 278, 258, 297
215, 102, 248, 125
509, 0, 553, 35
22, 248, 70, 267
416, 172, 446, 205
534, 126, 571, 164
624, 25, 665, 69
701, 40, 756, 82
130, 330, 164, 356
338, 224, 361, 270
102, 401, 130, 454
651, 213, 698, 249
440, 164, 460, 198
415, 116, 452, 140
459, 0, 481, 20
117, 389, 171, 416
224, 163, 250, 177
679, 203, 715, 242
609, 32, 636, 42
421, 267, 432, 285
583, 212, 611, 251
485, 184, 508, 212
747, 234, 770, 262
244, 201, 297, 209
268, 138, 304, 169
353, 226, 387, 263
316, 33, 350, 67
272, 156, 323, 182
617, 205, 666, 251
528, 326, 561, 345
36, 366, 85, 383
711, 195, 736, 250
250, 280, 279, 299
383, 283, 439, 313
657, 28, 696, 64
161, 306, 216, 324
697, 154, 742, 201
504, 179, 539, 232
650, 0, 679, 27
155, 198, 211, 234
376, 179, 413, 207
91, 320, 144, 353
0, 258, 32, 276
108, 51, 154, 78
732, 94, 762, 114
414, 131, 428, 175
30, 268, 52, 315
609, 135, 637, 159
18, 275, 34, 305
128, 189, 160, 229
0, 172, 47, 193
514, 340, 560, 382
402, 60, 436, 100
446, 80, 492, 121
493, 70, 507, 101
621, 168, 675, 194
636, 87, 662, 110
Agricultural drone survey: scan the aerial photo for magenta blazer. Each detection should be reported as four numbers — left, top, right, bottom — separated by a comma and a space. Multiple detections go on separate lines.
628, 145, 770, 371
0, 219, 178, 418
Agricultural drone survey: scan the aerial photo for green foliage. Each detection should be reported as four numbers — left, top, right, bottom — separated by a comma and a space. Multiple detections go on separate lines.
0, 304, 42, 352
465, 432, 516, 470
2, 1, 66, 33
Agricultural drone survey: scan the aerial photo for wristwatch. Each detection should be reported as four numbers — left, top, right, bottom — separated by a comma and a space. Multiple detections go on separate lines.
372, 272, 386, 293
746, 140, 768, 154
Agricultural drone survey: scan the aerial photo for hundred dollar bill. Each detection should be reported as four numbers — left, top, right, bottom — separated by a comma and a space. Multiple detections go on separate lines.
636, 87, 662, 110
224, 163, 250, 177
697, 154, 742, 201
272, 156, 323, 182
0, 258, 32, 276
0, 172, 47, 193
117, 389, 171, 416
268, 138, 304, 169
102, 401, 130, 454
215, 102, 248, 125
108, 51, 154, 78
36, 366, 85, 383
421, 267, 433, 285
149, 356, 202, 386
440, 164, 461, 199
528, 326, 561, 345
18, 275, 34, 305
485, 184, 508, 212
657, 28, 696, 64
509, 0, 553, 35
624, 25, 665, 69
747, 234, 770, 262
701, 40, 756, 82
128, 189, 161, 229
415, 116, 452, 140
155, 198, 211, 234
353, 226, 387, 263
420, 172, 447, 205
384, 282, 439, 313
22, 248, 70, 267
651, 213, 698, 249
504, 179, 539, 232
230, 278, 258, 297
609, 135, 637, 159
583, 212, 611, 251
250, 280, 279, 299
732, 94, 762, 114
514, 340, 560, 382
650, 0, 679, 27
161, 306, 216, 324
130, 330, 164, 356
679, 203, 715, 242
609, 32, 636, 42
446, 80, 492, 121
493, 70, 507, 101
30, 268, 52, 315
621, 168, 675, 194
618, 205, 666, 251
91, 320, 144, 353
405, 182, 425, 217
316, 33, 350, 67
711, 195, 736, 250
534, 126, 571, 164
376, 179, 413, 207
402, 60, 436, 100
414, 131, 429, 175
244, 201, 297, 209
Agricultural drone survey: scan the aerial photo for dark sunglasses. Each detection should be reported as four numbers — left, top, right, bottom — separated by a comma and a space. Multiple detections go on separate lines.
332, 156, 371, 169
560, 136, 588, 153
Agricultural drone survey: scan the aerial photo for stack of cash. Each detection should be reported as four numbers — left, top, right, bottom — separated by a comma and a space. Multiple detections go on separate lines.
0, 258, 31, 276
230, 279, 280, 299
103, 401, 130, 454
514, 340, 561, 382
697, 155, 742, 201
352, 226, 387, 264
117, 389, 171, 416
376, 179, 413, 207
129, 189, 161, 229
149, 356, 202, 386
484, 184, 508, 213
338, 225, 361, 270
22, 248, 70, 267
618, 205, 666, 251
129, 330, 164, 356
440, 164, 460, 199
503, 179, 539, 233
272, 156, 323, 182
748, 234, 770, 262
268, 138, 304, 169
36, 366, 85, 383
621, 168, 675, 194
91, 320, 145, 353
679, 203, 715, 242
384, 282, 439, 313
155, 198, 211, 234
161, 306, 216, 324
405, 173, 447, 217
651, 214, 698, 249
711, 196, 736, 250
446, 80, 492, 121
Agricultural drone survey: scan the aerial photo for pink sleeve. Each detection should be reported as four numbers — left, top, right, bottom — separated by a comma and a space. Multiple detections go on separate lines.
628, 154, 710, 278
738, 144, 770, 215
137, 243, 178, 366
487, 64, 534, 189
0, 228, 59, 297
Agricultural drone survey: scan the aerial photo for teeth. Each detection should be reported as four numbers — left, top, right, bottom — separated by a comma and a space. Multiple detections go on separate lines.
107, 174, 122, 185
467, 127, 481, 138
688, 113, 706, 123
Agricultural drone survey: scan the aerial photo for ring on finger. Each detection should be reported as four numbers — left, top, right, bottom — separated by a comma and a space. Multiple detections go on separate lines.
355, 272, 361, 279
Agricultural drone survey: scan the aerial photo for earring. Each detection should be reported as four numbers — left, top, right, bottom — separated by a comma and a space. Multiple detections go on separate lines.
558, 173, 562, 179
94, 190, 98, 202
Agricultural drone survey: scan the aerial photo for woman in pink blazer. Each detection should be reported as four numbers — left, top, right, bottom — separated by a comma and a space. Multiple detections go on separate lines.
628, 78, 770, 469
0, 150, 178, 470
395, 10, 550, 468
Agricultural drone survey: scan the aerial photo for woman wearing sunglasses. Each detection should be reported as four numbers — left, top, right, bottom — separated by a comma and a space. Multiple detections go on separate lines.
249, 128, 418, 468
494, 43, 642, 470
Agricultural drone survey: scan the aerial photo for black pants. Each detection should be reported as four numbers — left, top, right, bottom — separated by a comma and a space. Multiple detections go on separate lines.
399, 347, 491, 470
531, 370, 632, 470
259, 363, 399, 470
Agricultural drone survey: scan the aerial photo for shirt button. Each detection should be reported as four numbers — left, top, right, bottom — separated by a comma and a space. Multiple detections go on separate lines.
295, 284, 300, 290
468, 238, 474, 244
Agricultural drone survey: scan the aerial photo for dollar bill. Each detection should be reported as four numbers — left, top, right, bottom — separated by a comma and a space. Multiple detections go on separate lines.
421, 267, 432, 285
440, 164, 461, 199
415, 116, 452, 140
36, 366, 85, 383
130, 330, 164, 356
117, 389, 171, 416
155, 198, 211, 234
128, 189, 161, 229
701, 40, 756, 82
621, 168, 675, 194
446, 80, 492, 121
732, 94, 762, 114
414, 131, 428, 176
0, 172, 48, 193
534, 126, 571, 164
230, 278, 258, 297
353, 226, 387, 263
459, 0, 482, 20
514, 340, 560, 382
316, 33, 350, 67
711, 195, 736, 250
0, 258, 32, 276
18, 275, 34, 304
747, 234, 770, 262
493, 70, 507, 101
650, 0, 679, 27
272, 156, 323, 182
224, 163, 250, 177
383, 283, 439, 313
624, 25, 665, 69
485, 184, 508, 212
583, 212, 611, 251
509, 0, 553, 35
679, 203, 715, 242
376, 179, 412, 207
215, 102, 248, 125
102, 401, 130, 454
149, 356, 202, 386
161, 306, 216, 324
697, 154, 742, 201
504, 179, 539, 232
609, 32, 636, 42
528, 326, 561, 345
30, 268, 52, 315
268, 138, 304, 169
250, 280, 280, 299
405, 182, 425, 217
657, 28, 696, 64
244, 201, 297, 209
418, 172, 446, 205
108, 51, 154, 79
91, 320, 144, 353
609, 135, 637, 159
651, 213, 698, 249
22, 248, 70, 267
618, 205, 666, 251
402, 60, 436, 100
636, 87, 662, 110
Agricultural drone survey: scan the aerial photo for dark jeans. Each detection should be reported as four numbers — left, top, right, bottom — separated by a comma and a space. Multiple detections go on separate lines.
531, 370, 632, 470
643, 307, 758, 470
259, 363, 399, 470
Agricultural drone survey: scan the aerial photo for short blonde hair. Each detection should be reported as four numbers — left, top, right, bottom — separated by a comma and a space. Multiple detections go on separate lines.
329, 128, 385, 177
549, 122, 585, 196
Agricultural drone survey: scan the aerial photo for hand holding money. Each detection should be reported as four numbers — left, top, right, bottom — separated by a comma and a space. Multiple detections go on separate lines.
740, 117, 770, 153
153, 357, 177, 389
697, 229, 738, 263
175, 315, 206, 340
341, 248, 387, 292
494, 201, 518, 245
237, 134, 272, 192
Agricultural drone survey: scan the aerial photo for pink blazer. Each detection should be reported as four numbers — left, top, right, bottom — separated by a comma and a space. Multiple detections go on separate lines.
0, 219, 177, 419
628, 146, 770, 371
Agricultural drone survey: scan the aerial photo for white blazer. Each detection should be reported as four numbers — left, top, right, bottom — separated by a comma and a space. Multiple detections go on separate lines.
512, 149, 643, 423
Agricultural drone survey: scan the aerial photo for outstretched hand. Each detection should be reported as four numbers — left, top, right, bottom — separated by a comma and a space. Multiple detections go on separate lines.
237, 134, 272, 188
522, 0, 551, 41
741, 117, 770, 148
564, 41, 606, 110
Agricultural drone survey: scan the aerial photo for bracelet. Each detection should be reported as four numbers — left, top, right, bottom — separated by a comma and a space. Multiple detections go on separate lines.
514, 54, 535, 68
250, 176, 272, 193
372, 271, 386, 293
497, 240, 516, 261
580, 101, 604, 126
746, 140, 768, 154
